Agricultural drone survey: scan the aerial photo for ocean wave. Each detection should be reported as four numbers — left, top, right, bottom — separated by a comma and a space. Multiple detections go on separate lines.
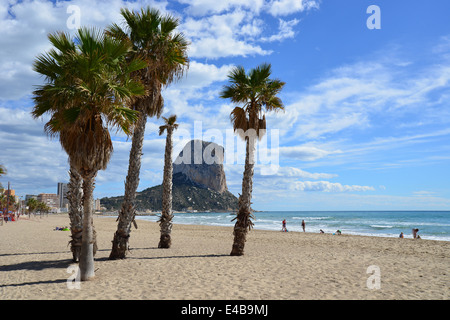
370, 225, 394, 229
292, 216, 332, 221
132, 211, 450, 242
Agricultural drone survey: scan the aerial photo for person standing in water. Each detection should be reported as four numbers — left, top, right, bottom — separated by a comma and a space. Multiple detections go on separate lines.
282, 219, 287, 232
301, 220, 306, 232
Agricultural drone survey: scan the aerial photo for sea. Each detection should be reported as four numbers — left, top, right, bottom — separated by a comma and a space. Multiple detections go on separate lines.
133, 210, 450, 242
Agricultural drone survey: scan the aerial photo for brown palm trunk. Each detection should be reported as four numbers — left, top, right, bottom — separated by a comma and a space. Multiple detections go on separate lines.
110, 112, 147, 259
230, 135, 256, 256
79, 171, 96, 281
158, 127, 174, 248
67, 164, 83, 262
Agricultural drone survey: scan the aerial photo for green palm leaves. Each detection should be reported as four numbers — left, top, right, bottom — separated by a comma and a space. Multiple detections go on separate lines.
221, 63, 285, 139
32, 27, 146, 176
106, 7, 189, 117
159, 115, 179, 136
32, 27, 146, 127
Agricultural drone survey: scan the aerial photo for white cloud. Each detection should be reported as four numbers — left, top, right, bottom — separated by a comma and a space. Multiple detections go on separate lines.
413, 190, 438, 197
268, 166, 337, 180
177, 0, 318, 17
267, 0, 319, 16
0, 0, 168, 100
292, 181, 375, 192
260, 18, 299, 42
273, 50, 450, 142
178, 0, 265, 16
181, 11, 271, 58
175, 61, 233, 89
279, 145, 341, 161
240, 163, 374, 199
175, 0, 317, 59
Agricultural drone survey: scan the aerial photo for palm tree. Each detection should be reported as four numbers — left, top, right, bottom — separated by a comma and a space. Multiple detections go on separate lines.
32, 27, 146, 280
108, 7, 189, 259
0, 165, 5, 195
158, 115, 178, 248
220, 63, 285, 256
36, 201, 50, 217
26, 197, 38, 216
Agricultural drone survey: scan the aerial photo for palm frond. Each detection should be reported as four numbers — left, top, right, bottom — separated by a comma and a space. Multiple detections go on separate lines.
221, 63, 285, 139
32, 26, 147, 176
159, 125, 167, 136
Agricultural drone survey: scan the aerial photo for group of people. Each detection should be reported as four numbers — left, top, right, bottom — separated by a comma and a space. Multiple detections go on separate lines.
282, 219, 343, 235
399, 228, 421, 239
282, 219, 423, 239
281, 219, 312, 233
1, 212, 18, 222
54, 226, 70, 231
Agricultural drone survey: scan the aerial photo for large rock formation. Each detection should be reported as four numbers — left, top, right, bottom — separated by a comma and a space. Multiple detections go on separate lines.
100, 140, 238, 212
173, 140, 228, 193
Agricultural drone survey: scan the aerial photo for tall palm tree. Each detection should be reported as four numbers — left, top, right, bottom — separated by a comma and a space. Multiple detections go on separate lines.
108, 7, 189, 259
220, 63, 285, 256
158, 115, 178, 248
32, 27, 146, 280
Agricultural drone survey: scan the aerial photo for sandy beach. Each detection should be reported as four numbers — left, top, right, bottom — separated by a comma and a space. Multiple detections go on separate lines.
0, 214, 448, 300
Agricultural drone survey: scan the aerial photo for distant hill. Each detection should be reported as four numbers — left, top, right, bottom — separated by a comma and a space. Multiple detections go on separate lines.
100, 173, 238, 212
100, 140, 239, 213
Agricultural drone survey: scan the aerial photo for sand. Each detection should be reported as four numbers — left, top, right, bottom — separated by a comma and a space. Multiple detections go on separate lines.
0, 214, 448, 300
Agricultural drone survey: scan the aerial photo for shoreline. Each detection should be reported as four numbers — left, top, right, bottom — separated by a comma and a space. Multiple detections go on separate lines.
102, 212, 450, 243
1, 215, 449, 300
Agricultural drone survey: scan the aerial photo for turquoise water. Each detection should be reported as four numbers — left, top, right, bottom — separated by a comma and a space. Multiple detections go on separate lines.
135, 211, 450, 241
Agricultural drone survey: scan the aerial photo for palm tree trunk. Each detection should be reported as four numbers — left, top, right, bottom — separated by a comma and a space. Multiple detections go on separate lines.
67, 164, 83, 262
230, 136, 256, 256
110, 112, 148, 259
79, 171, 97, 281
158, 127, 174, 248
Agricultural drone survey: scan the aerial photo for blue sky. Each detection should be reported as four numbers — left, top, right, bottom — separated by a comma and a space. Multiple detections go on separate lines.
1, 0, 450, 210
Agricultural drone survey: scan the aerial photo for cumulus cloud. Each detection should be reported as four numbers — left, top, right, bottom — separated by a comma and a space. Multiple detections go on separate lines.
260, 18, 299, 42
177, 0, 318, 17
178, 1, 320, 59
181, 11, 271, 59
0, 0, 167, 100
267, 0, 319, 16
174, 61, 233, 90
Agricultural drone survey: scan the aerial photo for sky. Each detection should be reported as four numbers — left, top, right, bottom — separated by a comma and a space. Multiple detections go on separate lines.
1, 0, 450, 211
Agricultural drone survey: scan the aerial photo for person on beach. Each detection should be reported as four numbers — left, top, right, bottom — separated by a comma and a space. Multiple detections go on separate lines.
301, 220, 306, 232
320, 229, 324, 234
399, 232, 404, 238
282, 219, 287, 232
336, 230, 342, 235
412, 228, 419, 239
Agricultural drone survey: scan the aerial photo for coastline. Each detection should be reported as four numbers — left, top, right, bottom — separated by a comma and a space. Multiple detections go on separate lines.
0, 214, 449, 300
